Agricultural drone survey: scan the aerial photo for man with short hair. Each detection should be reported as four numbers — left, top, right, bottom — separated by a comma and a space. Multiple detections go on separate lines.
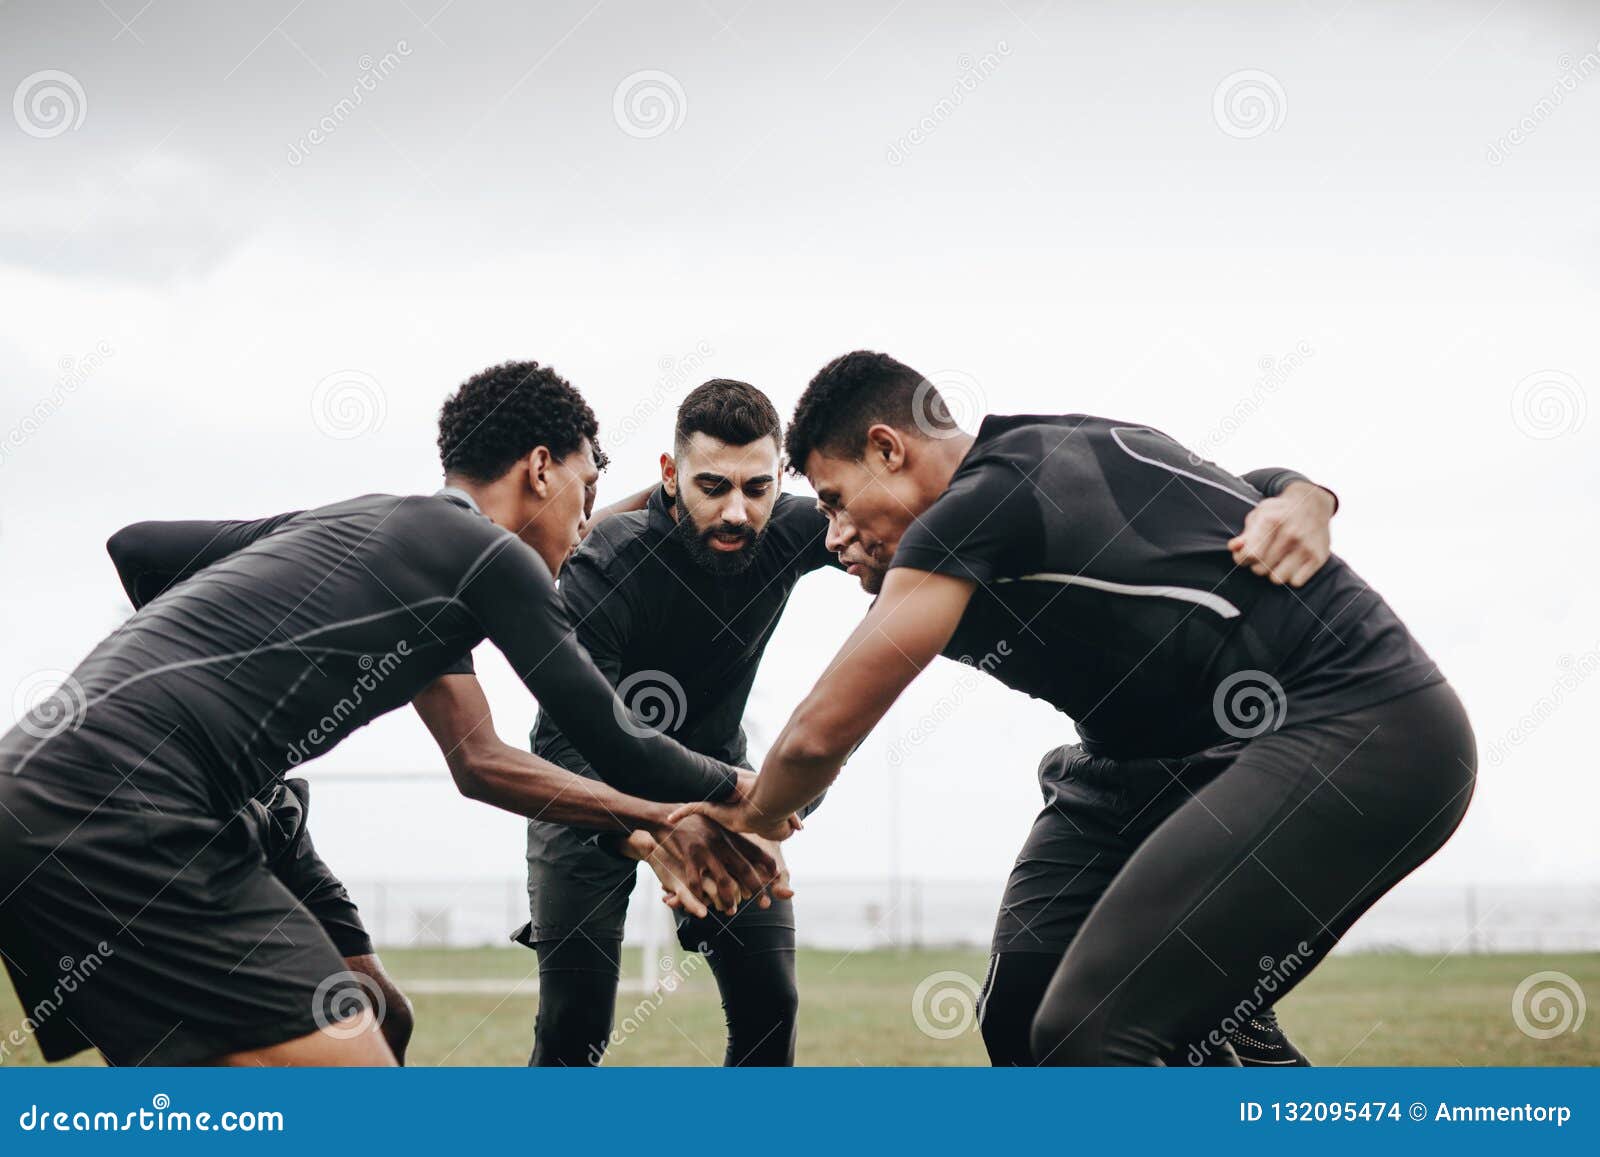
1, 360, 780, 1068
678, 350, 1473, 1066
519, 373, 1329, 1067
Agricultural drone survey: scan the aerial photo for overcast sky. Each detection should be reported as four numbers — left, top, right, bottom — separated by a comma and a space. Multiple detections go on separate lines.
2, 0, 1596, 905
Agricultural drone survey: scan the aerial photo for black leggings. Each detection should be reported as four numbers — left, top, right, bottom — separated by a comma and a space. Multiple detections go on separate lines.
979, 952, 1307, 1066
1026, 682, 1475, 1066
530, 917, 798, 1067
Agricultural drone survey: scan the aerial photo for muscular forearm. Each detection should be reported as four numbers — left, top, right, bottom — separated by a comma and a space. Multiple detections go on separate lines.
751, 695, 866, 819
451, 739, 672, 833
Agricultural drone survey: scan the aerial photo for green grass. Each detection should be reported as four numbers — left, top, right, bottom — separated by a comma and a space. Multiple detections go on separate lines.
3, 948, 1596, 1066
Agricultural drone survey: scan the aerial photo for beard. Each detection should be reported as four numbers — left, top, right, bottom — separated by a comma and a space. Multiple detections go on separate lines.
671, 492, 767, 575
857, 563, 887, 594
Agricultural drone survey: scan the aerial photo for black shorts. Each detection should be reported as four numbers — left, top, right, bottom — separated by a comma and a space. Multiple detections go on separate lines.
248, 779, 373, 958
991, 740, 1244, 955
0, 773, 355, 1066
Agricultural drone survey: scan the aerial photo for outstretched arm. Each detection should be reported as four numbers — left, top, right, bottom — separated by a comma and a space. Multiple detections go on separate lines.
673, 569, 975, 837
413, 675, 776, 915
457, 531, 757, 806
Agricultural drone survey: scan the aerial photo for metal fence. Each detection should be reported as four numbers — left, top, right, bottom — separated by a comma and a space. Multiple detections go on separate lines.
341, 871, 1600, 956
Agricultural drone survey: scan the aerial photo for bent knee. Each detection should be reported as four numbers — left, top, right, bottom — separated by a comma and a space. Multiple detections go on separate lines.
1030, 1002, 1101, 1066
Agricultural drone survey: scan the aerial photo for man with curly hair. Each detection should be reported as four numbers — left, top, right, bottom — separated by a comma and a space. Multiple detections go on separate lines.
2, 360, 784, 1068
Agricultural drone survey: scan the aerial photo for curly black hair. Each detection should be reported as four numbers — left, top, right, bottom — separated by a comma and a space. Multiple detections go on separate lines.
436, 360, 608, 482
784, 350, 936, 473
674, 379, 781, 453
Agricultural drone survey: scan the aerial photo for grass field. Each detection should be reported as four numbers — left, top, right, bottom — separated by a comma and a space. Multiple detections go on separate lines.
3, 947, 1596, 1067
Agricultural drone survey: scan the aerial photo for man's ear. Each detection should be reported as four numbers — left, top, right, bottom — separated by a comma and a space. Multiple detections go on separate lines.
526, 446, 554, 498
659, 452, 677, 497
864, 423, 908, 472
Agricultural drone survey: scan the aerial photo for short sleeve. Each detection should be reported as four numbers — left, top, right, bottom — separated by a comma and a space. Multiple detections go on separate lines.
888, 457, 1043, 583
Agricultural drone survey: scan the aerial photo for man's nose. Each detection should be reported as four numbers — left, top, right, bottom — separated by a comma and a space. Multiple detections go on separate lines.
722, 492, 748, 525
824, 514, 852, 553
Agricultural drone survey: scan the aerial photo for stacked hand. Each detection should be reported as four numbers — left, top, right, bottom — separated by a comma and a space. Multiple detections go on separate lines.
620, 812, 795, 918
663, 769, 805, 842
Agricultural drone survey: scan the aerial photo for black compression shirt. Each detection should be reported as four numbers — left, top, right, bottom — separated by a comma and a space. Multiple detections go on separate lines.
0, 491, 739, 815
890, 414, 1439, 758
533, 485, 840, 775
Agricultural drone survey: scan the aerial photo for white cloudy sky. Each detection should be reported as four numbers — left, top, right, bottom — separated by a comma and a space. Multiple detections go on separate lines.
1, 0, 1596, 911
